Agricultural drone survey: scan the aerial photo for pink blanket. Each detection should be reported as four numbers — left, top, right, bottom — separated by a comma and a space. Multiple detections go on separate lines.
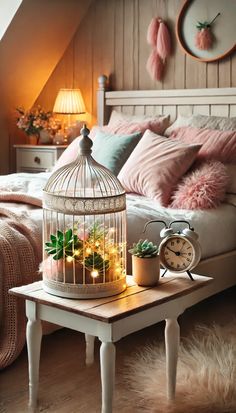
0, 173, 48, 369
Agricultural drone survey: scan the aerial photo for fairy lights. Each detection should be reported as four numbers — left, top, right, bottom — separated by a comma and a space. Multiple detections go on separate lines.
45, 222, 126, 282
91, 270, 99, 278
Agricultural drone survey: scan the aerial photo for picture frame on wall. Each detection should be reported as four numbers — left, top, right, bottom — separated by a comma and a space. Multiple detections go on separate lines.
176, 0, 236, 62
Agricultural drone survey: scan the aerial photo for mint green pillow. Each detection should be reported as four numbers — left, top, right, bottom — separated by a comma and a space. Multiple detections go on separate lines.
92, 130, 142, 176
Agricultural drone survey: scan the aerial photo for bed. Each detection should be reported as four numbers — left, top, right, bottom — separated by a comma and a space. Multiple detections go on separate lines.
1, 76, 236, 369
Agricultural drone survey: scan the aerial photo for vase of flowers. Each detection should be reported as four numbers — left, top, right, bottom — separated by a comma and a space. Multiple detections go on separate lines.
128, 239, 160, 286
16, 106, 54, 145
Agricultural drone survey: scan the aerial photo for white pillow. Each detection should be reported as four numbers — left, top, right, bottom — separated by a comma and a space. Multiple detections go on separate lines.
165, 114, 236, 136
109, 109, 170, 126
226, 164, 236, 194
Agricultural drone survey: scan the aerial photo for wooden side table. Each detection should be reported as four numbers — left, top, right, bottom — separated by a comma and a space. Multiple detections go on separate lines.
14, 145, 67, 173
9, 273, 213, 413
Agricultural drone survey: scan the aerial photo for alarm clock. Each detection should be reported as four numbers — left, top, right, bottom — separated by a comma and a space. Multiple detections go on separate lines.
159, 220, 201, 280
143, 219, 201, 280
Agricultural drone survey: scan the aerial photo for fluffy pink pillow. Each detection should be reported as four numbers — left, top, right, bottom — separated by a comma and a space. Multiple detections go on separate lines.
170, 126, 236, 163
118, 129, 201, 206
170, 161, 229, 210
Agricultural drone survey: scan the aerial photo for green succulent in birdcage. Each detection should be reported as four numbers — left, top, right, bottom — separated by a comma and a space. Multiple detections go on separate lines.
128, 239, 158, 258
45, 229, 83, 260
84, 252, 110, 274
87, 221, 108, 242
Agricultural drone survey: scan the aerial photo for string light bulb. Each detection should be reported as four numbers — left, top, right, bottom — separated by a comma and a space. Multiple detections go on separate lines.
91, 270, 99, 278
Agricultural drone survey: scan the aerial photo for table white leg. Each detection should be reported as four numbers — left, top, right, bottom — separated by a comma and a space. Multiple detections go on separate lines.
165, 318, 180, 400
26, 318, 42, 408
85, 334, 95, 365
100, 341, 116, 413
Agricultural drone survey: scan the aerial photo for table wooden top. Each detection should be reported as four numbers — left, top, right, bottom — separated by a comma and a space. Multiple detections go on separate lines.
9, 273, 213, 323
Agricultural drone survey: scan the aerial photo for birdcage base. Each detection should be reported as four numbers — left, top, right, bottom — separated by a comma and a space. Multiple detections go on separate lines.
42, 276, 127, 299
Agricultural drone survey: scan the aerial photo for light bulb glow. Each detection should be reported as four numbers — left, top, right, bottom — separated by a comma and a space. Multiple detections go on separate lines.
66, 256, 74, 263
86, 247, 92, 254
91, 269, 99, 278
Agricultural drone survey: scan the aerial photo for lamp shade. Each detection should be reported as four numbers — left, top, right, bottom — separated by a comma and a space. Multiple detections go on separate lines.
53, 88, 86, 114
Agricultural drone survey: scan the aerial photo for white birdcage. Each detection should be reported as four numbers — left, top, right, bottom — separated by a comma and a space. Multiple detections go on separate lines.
42, 125, 127, 298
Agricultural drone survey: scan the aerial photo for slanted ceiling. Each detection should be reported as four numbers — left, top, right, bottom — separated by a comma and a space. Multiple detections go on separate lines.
0, 0, 92, 174
0, 0, 22, 41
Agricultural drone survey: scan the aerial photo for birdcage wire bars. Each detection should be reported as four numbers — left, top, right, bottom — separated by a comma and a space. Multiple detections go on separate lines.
41, 125, 127, 298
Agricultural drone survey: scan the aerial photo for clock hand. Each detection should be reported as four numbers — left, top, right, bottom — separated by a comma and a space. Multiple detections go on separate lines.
166, 247, 181, 256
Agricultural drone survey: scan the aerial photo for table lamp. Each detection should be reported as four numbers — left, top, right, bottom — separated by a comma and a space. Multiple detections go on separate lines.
53, 88, 86, 143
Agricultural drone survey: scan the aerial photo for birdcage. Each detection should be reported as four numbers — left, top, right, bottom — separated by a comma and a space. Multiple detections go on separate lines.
42, 125, 127, 298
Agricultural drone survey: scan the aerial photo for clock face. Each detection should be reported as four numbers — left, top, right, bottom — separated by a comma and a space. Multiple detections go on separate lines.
160, 236, 195, 272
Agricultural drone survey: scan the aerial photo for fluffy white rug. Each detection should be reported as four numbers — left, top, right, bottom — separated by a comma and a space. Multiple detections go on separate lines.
121, 323, 236, 413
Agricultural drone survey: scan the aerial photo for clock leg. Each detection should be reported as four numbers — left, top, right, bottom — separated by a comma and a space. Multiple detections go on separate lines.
161, 269, 168, 277
186, 270, 194, 281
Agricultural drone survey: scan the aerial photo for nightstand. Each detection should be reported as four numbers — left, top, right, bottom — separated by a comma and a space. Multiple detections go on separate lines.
14, 145, 67, 173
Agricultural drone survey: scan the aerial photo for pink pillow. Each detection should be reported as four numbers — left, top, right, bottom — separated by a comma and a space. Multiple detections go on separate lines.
170, 161, 229, 210
107, 117, 170, 135
117, 130, 201, 206
52, 136, 80, 171
170, 126, 236, 163
53, 119, 170, 173
52, 126, 105, 171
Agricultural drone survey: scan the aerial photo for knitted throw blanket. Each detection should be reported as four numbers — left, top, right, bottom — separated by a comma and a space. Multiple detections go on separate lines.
0, 172, 49, 369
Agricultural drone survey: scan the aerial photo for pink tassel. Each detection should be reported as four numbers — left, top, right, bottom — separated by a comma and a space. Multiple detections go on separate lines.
147, 17, 160, 47
146, 49, 164, 81
156, 20, 171, 61
195, 28, 213, 50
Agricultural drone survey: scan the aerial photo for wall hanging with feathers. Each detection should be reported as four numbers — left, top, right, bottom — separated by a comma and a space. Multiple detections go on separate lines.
146, 17, 171, 82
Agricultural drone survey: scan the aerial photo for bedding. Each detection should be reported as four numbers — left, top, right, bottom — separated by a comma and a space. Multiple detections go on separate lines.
126, 193, 236, 270
0, 173, 48, 369
52, 129, 142, 174
170, 161, 229, 210
91, 130, 142, 175
0, 201, 43, 369
107, 115, 170, 135
164, 114, 236, 136
108, 109, 170, 130
118, 129, 201, 206
170, 126, 236, 163
226, 164, 236, 194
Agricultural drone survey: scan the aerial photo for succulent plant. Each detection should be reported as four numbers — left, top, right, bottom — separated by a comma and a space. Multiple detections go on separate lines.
84, 252, 109, 274
45, 229, 83, 260
128, 239, 158, 258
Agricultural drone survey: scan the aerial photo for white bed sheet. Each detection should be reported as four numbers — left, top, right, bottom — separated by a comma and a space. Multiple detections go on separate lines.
126, 194, 236, 261
1, 172, 235, 266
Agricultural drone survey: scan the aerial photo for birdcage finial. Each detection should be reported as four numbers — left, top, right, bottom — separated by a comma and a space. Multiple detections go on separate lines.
79, 124, 93, 155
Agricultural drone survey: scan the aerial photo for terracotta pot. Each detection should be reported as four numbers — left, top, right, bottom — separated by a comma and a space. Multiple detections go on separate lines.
132, 255, 160, 286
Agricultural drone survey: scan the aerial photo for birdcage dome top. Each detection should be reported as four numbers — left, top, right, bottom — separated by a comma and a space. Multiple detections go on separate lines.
43, 125, 126, 215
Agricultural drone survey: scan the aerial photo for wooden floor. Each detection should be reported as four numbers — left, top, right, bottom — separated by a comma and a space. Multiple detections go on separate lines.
1, 286, 235, 413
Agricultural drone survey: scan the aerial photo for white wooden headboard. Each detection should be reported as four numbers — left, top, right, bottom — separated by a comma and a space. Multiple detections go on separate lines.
97, 75, 236, 126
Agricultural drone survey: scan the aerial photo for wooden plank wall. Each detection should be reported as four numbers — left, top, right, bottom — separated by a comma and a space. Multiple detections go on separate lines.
38, 0, 236, 126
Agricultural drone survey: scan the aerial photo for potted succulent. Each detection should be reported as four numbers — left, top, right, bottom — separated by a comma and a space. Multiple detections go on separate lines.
128, 239, 160, 286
